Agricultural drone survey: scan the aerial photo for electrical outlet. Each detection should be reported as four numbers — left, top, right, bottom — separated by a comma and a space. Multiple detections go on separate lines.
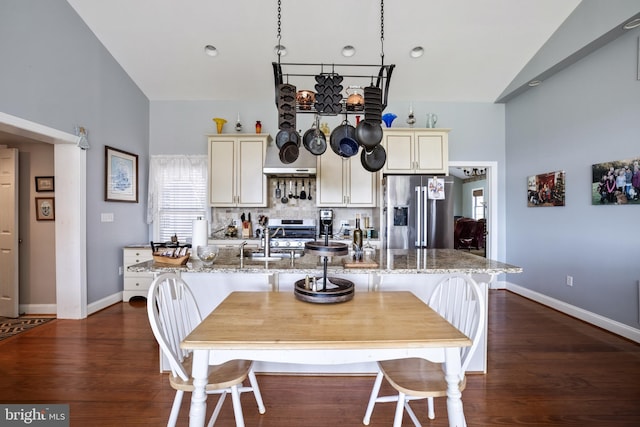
566, 275, 573, 287
101, 212, 114, 222
118, 266, 123, 276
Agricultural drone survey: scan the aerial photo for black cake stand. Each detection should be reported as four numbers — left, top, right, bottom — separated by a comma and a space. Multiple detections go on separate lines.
294, 237, 354, 304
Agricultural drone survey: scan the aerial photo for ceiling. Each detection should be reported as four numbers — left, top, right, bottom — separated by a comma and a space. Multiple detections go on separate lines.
65, 0, 582, 103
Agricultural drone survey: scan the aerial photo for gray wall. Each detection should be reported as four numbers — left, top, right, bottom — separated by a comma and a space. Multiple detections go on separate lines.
505, 27, 640, 328
0, 0, 150, 304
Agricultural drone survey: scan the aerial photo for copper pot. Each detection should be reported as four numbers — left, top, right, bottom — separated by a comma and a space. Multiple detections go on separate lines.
346, 86, 364, 111
296, 90, 315, 110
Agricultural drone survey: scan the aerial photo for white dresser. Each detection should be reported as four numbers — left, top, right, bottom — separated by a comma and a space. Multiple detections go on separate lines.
123, 246, 153, 301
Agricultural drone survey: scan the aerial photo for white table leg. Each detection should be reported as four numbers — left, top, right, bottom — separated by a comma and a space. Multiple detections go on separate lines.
189, 349, 209, 427
444, 347, 466, 427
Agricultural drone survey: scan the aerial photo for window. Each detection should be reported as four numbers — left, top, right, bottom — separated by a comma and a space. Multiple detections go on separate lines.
147, 155, 208, 242
472, 188, 485, 220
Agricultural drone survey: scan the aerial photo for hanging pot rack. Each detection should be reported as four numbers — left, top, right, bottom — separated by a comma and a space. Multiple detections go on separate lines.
272, 0, 394, 116
272, 62, 394, 115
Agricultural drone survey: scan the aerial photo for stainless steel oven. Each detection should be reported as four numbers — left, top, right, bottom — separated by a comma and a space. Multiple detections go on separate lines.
266, 218, 316, 250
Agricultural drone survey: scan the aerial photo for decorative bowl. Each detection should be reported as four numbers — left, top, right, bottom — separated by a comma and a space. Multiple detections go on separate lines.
296, 90, 315, 110
197, 245, 219, 266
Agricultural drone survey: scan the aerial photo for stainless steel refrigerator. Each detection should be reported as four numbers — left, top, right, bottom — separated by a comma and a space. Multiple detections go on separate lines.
384, 175, 455, 249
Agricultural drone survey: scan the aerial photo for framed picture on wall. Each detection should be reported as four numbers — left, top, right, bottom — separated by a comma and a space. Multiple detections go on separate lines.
591, 156, 640, 205
105, 146, 138, 203
35, 197, 55, 220
527, 170, 566, 207
35, 176, 54, 192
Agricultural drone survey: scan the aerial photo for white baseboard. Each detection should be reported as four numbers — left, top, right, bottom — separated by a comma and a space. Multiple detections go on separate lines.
490, 280, 507, 290
20, 293, 123, 317
87, 292, 123, 316
506, 283, 640, 344
18, 304, 56, 315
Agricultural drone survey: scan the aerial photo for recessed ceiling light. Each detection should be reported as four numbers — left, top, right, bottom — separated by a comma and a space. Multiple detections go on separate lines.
342, 45, 356, 57
528, 80, 542, 87
410, 46, 424, 58
274, 44, 287, 56
204, 45, 218, 57
623, 18, 640, 30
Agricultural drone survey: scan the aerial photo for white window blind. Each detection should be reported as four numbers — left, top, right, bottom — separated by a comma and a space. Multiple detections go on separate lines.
147, 155, 208, 242
472, 188, 485, 220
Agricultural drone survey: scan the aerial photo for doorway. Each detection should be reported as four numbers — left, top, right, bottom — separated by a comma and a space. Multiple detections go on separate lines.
448, 161, 497, 260
0, 112, 87, 319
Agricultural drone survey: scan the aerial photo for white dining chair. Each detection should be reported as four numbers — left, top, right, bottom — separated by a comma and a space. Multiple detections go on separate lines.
363, 274, 485, 427
147, 273, 266, 427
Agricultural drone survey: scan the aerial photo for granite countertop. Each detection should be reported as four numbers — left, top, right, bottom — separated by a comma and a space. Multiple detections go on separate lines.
129, 247, 522, 275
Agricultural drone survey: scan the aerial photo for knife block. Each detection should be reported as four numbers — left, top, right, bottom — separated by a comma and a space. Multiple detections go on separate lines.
241, 222, 252, 238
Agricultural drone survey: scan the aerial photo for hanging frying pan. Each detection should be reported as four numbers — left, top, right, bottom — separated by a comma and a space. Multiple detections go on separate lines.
276, 129, 291, 148
279, 140, 299, 164
355, 120, 383, 151
277, 129, 300, 149
360, 144, 386, 172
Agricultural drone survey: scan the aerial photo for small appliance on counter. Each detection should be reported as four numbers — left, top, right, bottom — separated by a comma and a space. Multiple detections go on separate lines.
319, 208, 333, 238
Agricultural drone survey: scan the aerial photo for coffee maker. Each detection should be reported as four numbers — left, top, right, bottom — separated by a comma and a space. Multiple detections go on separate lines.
319, 209, 333, 238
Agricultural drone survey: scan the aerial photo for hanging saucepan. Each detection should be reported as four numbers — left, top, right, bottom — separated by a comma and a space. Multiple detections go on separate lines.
303, 117, 327, 155
330, 119, 359, 158
355, 120, 383, 150
360, 143, 387, 172
279, 140, 299, 164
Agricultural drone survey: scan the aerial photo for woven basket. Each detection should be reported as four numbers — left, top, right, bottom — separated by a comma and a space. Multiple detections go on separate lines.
152, 253, 190, 265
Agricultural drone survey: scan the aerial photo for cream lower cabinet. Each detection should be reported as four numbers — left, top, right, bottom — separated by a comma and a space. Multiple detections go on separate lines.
123, 247, 153, 301
208, 134, 268, 207
382, 128, 449, 174
316, 153, 378, 207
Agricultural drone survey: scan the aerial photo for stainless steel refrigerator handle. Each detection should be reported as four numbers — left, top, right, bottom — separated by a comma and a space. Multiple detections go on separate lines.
422, 186, 429, 247
415, 185, 421, 247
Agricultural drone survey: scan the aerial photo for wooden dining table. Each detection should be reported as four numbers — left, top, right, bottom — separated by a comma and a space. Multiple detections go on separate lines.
181, 291, 472, 427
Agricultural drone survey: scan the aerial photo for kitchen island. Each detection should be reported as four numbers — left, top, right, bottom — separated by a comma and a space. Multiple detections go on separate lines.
131, 248, 521, 374
130, 247, 521, 275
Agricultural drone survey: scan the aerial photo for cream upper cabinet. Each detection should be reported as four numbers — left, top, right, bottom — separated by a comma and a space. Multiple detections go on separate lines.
316, 153, 378, 207
382, 129, 449, 174
208, 134, 268, 207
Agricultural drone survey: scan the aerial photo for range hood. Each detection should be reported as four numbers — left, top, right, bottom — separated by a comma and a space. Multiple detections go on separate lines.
263, 139, 317, 177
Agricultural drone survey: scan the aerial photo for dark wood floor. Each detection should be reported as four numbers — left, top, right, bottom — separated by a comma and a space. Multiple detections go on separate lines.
1, 290, 639, 426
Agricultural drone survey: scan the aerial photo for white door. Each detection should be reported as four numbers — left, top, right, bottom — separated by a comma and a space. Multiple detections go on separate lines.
0, 147, 19, 318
